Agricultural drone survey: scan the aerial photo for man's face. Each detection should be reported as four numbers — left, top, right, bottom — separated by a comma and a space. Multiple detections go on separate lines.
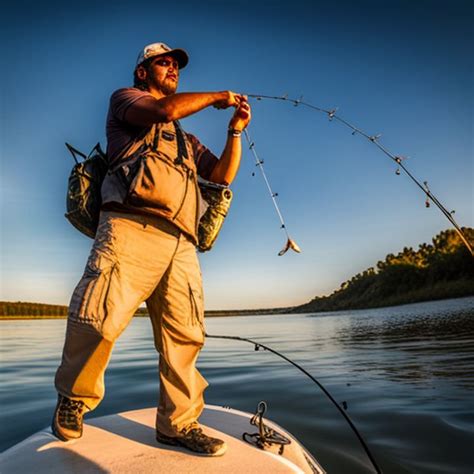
145, 55, 180, 96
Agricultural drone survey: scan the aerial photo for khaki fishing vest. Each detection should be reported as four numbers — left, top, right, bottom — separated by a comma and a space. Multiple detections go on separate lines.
101, 121, 201, 244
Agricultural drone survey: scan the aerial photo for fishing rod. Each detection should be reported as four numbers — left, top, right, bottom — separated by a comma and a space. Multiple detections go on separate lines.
244, 128, 301, 256
206, 332, 383, 474
245, 93, 473, 257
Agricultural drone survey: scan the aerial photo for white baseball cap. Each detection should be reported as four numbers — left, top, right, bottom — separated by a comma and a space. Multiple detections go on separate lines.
136, 42, 189, 69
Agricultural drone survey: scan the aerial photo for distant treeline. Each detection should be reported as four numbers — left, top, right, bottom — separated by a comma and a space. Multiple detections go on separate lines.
0, 303, 162, 318
0, 301, 286, 319
0, 302, 68, 317
294, 228, 474, 313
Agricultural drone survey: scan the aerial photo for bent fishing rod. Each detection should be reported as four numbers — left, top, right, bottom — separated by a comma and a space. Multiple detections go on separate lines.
206, 332, 383, 474
244, 93, 473, 257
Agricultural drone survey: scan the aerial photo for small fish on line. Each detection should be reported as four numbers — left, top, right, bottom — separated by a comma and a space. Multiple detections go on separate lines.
278, 238, 302, 256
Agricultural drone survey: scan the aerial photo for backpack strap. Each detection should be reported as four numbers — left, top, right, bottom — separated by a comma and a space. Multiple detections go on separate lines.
65, 143, 88, 165
89, 143, 107, 164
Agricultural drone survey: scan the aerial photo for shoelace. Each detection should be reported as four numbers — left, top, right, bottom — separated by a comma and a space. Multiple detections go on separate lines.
182, 427, 202, 437
184, 428, 220, 446
59, 399, 86, 427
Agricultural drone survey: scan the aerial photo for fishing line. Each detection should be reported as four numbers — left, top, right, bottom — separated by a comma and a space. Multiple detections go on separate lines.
243, 128, 301, 256
206, 332, 382, 474
245, 94, 473, 257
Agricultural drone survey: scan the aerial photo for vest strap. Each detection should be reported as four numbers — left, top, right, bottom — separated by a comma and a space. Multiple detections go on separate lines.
152, 123, 160, 151
174, 120, 189, 165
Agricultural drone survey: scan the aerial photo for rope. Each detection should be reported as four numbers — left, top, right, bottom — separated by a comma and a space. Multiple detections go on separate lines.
206, 332, 383, 474
242, 401, 292, 455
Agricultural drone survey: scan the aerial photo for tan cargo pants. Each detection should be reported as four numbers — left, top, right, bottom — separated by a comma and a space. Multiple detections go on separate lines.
55, 211, 208, 436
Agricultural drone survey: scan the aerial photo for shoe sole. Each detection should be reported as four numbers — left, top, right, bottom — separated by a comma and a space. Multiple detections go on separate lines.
51, 417, 82, 442
51, 421, 71, 442
155, 434, 180, 447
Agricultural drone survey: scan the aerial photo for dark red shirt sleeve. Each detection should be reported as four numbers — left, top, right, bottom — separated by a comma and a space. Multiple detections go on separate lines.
109, 88, 153, 122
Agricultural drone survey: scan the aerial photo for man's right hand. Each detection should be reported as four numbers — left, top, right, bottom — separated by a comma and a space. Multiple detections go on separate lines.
213, 91, 245, 110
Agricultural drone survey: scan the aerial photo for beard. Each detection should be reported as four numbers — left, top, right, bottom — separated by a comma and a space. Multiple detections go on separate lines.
161, 79, 177, 96
151, 77, 178, 96
146, 69, 178, 96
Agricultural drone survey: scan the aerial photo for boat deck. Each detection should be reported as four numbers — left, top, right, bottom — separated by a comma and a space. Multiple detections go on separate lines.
1, 405, 324, 473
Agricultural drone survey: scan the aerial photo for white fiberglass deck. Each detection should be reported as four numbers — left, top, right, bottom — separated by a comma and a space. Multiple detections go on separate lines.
1, 404, 324, 473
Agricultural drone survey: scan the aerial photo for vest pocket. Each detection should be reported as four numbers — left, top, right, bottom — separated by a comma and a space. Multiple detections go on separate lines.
117, 156, 142, 190
126, 154, 187, 215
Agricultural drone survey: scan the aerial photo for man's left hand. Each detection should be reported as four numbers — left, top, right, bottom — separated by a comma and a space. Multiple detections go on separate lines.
229, 97, 251, 131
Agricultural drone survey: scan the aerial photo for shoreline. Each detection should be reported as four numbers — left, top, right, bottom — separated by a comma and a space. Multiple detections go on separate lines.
0, 308, 288, 320
2, 294, 473, 320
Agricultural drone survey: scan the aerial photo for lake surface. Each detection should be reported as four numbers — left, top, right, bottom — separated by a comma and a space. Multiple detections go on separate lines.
1, 297, 473, 473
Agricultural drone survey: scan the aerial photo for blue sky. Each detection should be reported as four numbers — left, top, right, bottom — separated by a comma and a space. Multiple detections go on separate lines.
1, 0, 472, 309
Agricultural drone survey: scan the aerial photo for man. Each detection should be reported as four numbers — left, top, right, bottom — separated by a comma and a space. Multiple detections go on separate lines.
53, 42, 251, 457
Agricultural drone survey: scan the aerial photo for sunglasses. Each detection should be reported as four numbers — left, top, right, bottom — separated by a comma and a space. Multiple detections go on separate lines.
153, 58, 179, 70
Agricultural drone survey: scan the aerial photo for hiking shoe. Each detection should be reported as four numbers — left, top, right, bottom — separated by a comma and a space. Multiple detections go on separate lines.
51, 395, 87, 441
156, 426, 227, 457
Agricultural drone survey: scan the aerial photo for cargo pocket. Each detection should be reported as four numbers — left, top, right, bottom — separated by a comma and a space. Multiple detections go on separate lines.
188, 280, 205, 337
69, 260, 116, 332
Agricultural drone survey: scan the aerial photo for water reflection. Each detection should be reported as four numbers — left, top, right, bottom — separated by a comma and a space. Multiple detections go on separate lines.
1, 297, 473, 473
308, 298, 474, 388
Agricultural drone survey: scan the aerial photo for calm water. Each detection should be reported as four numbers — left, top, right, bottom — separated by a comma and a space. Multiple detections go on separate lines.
1, 297, 473, 473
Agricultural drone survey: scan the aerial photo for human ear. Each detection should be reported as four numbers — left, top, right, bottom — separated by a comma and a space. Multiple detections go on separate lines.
136, 65, 147, 81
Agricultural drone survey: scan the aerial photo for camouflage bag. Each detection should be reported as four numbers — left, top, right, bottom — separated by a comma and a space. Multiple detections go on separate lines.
65, 143, 108, 238
197, 179, 233, 252
173, 123, 233, 252
64, 140, 232, 250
